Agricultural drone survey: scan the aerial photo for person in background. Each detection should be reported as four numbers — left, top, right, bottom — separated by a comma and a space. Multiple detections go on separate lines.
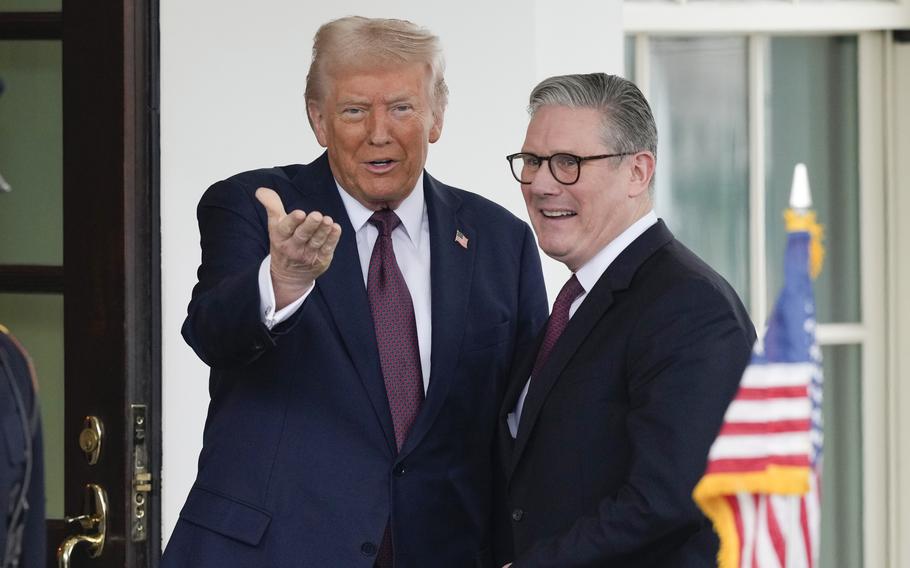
499, 73, 756, 567
163, 16, 547, 568
0, 324, 45, 568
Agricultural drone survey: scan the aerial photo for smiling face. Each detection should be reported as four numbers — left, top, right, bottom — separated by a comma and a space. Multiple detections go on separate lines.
520, 105, 653, 272
307, 62, 443, 210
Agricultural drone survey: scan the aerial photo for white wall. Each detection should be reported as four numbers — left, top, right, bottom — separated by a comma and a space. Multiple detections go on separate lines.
160, 0, 622, 546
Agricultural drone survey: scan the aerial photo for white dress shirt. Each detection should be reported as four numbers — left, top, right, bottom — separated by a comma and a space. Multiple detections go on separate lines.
507, 210, 658, 438
258, 175, 433, 392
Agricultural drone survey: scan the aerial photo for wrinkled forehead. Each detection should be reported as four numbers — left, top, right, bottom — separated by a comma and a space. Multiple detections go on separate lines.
524, 105, 609, 152
318, 61, 438, 111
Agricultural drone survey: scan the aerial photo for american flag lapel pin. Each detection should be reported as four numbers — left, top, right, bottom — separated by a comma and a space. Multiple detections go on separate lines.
454, 229, 469, 249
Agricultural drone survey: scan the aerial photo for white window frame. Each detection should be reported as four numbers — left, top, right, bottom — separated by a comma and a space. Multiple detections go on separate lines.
625, 7, 896, 565
624, 0, 910, 34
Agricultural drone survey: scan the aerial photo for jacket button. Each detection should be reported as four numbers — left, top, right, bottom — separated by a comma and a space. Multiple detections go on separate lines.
511, 508, 524, 522
360, 542, 377, 556
393, 463, 406, 477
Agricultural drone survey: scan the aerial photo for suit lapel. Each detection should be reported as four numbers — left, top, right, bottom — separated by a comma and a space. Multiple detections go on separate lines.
508, 221, 675, 475
290, 154, 397, 454
399, 173, 475, 458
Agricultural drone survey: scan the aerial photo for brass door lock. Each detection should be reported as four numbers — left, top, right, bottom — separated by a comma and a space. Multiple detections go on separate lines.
78, 416, 104, 465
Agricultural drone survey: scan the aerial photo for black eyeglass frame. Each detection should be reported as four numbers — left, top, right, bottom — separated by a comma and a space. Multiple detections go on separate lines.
505, 151, 636, 185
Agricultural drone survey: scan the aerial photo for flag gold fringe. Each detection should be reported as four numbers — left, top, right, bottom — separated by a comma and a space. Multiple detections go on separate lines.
784, 209, 825, 279
693, 466, 810, 568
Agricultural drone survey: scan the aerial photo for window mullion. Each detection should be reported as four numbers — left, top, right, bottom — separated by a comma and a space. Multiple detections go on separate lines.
857, 30, 890, 568
749, 34, 768, 328
634, 34, 650, 100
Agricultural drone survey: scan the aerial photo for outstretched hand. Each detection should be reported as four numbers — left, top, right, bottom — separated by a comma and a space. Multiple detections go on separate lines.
256, 187, 342, 309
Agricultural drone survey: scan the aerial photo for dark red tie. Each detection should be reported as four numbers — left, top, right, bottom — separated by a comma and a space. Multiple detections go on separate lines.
531, 274, 584, 377
367, 209, 423, 568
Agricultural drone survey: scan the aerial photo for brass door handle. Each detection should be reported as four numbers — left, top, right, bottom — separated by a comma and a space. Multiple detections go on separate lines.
57, 483, 108, 568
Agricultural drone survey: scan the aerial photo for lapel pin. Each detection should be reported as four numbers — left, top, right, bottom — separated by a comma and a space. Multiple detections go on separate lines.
455, 230, 469, 249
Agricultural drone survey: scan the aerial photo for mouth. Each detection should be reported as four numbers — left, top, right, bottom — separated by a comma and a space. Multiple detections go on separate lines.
540, 209, 577, 219
364, 159, 397, 173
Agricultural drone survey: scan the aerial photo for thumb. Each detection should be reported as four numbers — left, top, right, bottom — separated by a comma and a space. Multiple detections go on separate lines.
255, 187, 287, 222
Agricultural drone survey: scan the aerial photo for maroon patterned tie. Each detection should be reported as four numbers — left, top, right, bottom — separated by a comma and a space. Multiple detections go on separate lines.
531, 274, 584, 378
367, 208, 424, 450
368, 209, 422, 568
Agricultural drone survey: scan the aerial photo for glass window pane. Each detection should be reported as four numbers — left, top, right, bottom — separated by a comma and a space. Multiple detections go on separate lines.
765, 36, 860, 324
0, 40, 63, 265
820, 344, 863, 568
0, 0, 60, 10
624, 36, 636, 82
0, 293, 63, 518
649, 37, 750, 301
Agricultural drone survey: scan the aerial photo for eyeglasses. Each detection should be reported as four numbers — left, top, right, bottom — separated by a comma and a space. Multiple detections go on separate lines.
505, 151, 635, 185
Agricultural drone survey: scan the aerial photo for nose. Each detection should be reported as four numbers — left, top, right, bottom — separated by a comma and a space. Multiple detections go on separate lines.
367, 110, 391, 146
526, 161, 562, 196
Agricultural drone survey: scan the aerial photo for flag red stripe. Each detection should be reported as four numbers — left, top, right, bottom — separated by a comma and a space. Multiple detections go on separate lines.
800, 494, 813, 568
727, 495, 745, 561
736, 386, 809, 399
705, 454, 811, 474
765, 496, 787, 566
751, 495, 761, 567
719, 419, 812, 436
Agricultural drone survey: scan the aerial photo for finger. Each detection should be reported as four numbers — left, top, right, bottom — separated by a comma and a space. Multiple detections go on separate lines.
255, 187, 287, 222
292, 211, 325, 242
307, 217, 336, 249
276, 209, 307, 239
319, 223, 342, 254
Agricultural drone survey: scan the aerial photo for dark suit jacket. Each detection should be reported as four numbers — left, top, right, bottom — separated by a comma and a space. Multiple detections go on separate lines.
162, 153, 548, 568
0, 328, 45, 568
498, 221, 755, 568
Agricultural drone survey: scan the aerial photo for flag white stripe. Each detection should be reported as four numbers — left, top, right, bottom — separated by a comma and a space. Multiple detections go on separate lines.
807, 473, 821, 565
738, 493, 757, 568
754, 495, 783, 568
709, 432, 810, 460
771, 494, 809, 568
725, 398, 812, 423
740, 363, 817, 388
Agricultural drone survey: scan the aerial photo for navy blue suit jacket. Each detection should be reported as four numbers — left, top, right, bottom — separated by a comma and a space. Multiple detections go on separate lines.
0, 328, 45, 568
163, 153, 547, 567
498, 221, 755, 567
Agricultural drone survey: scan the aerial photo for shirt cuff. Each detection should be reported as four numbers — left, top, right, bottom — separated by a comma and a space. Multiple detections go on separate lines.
258, 255, 313, 329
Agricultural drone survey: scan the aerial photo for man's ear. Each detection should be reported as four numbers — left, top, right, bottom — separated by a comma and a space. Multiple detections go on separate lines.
428, 110, 443, 144
307, 100, 329, 148
628, 151, 655, 197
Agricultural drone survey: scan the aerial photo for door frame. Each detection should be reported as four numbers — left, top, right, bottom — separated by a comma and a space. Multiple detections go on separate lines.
0, 2, 160, 566
60, 1, 160, 566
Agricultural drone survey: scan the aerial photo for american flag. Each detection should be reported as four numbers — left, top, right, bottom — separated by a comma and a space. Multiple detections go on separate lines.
455, 229, 469, 249
693, 210, 824, 568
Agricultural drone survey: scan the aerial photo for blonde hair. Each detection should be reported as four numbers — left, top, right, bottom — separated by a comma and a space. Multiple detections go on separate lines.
305, 16, 448, 122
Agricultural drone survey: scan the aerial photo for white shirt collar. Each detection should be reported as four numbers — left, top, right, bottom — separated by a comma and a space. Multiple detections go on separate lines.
574, 210, 659, 294
335, 173, 426, 246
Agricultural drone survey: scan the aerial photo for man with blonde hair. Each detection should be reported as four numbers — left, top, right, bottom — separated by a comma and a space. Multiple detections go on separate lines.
163, 16, 546, 568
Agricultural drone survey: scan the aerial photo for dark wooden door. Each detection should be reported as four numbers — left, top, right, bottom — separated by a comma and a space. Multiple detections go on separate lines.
0, 2, 159, 567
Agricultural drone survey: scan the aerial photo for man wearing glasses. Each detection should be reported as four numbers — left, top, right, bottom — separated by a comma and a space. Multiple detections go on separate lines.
498, 73, 756, 567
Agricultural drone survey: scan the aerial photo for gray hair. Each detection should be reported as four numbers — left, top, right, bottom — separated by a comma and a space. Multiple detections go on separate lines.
529, 73, 657, 161
305, 16, 449, 121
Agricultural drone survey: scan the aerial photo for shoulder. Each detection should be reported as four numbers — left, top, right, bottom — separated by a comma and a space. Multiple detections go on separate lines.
630, 237, 753, 342
428, 175, 529, 233
642, 239, 739, 302
205, 164, 305, 199
0, 326, 38, 394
